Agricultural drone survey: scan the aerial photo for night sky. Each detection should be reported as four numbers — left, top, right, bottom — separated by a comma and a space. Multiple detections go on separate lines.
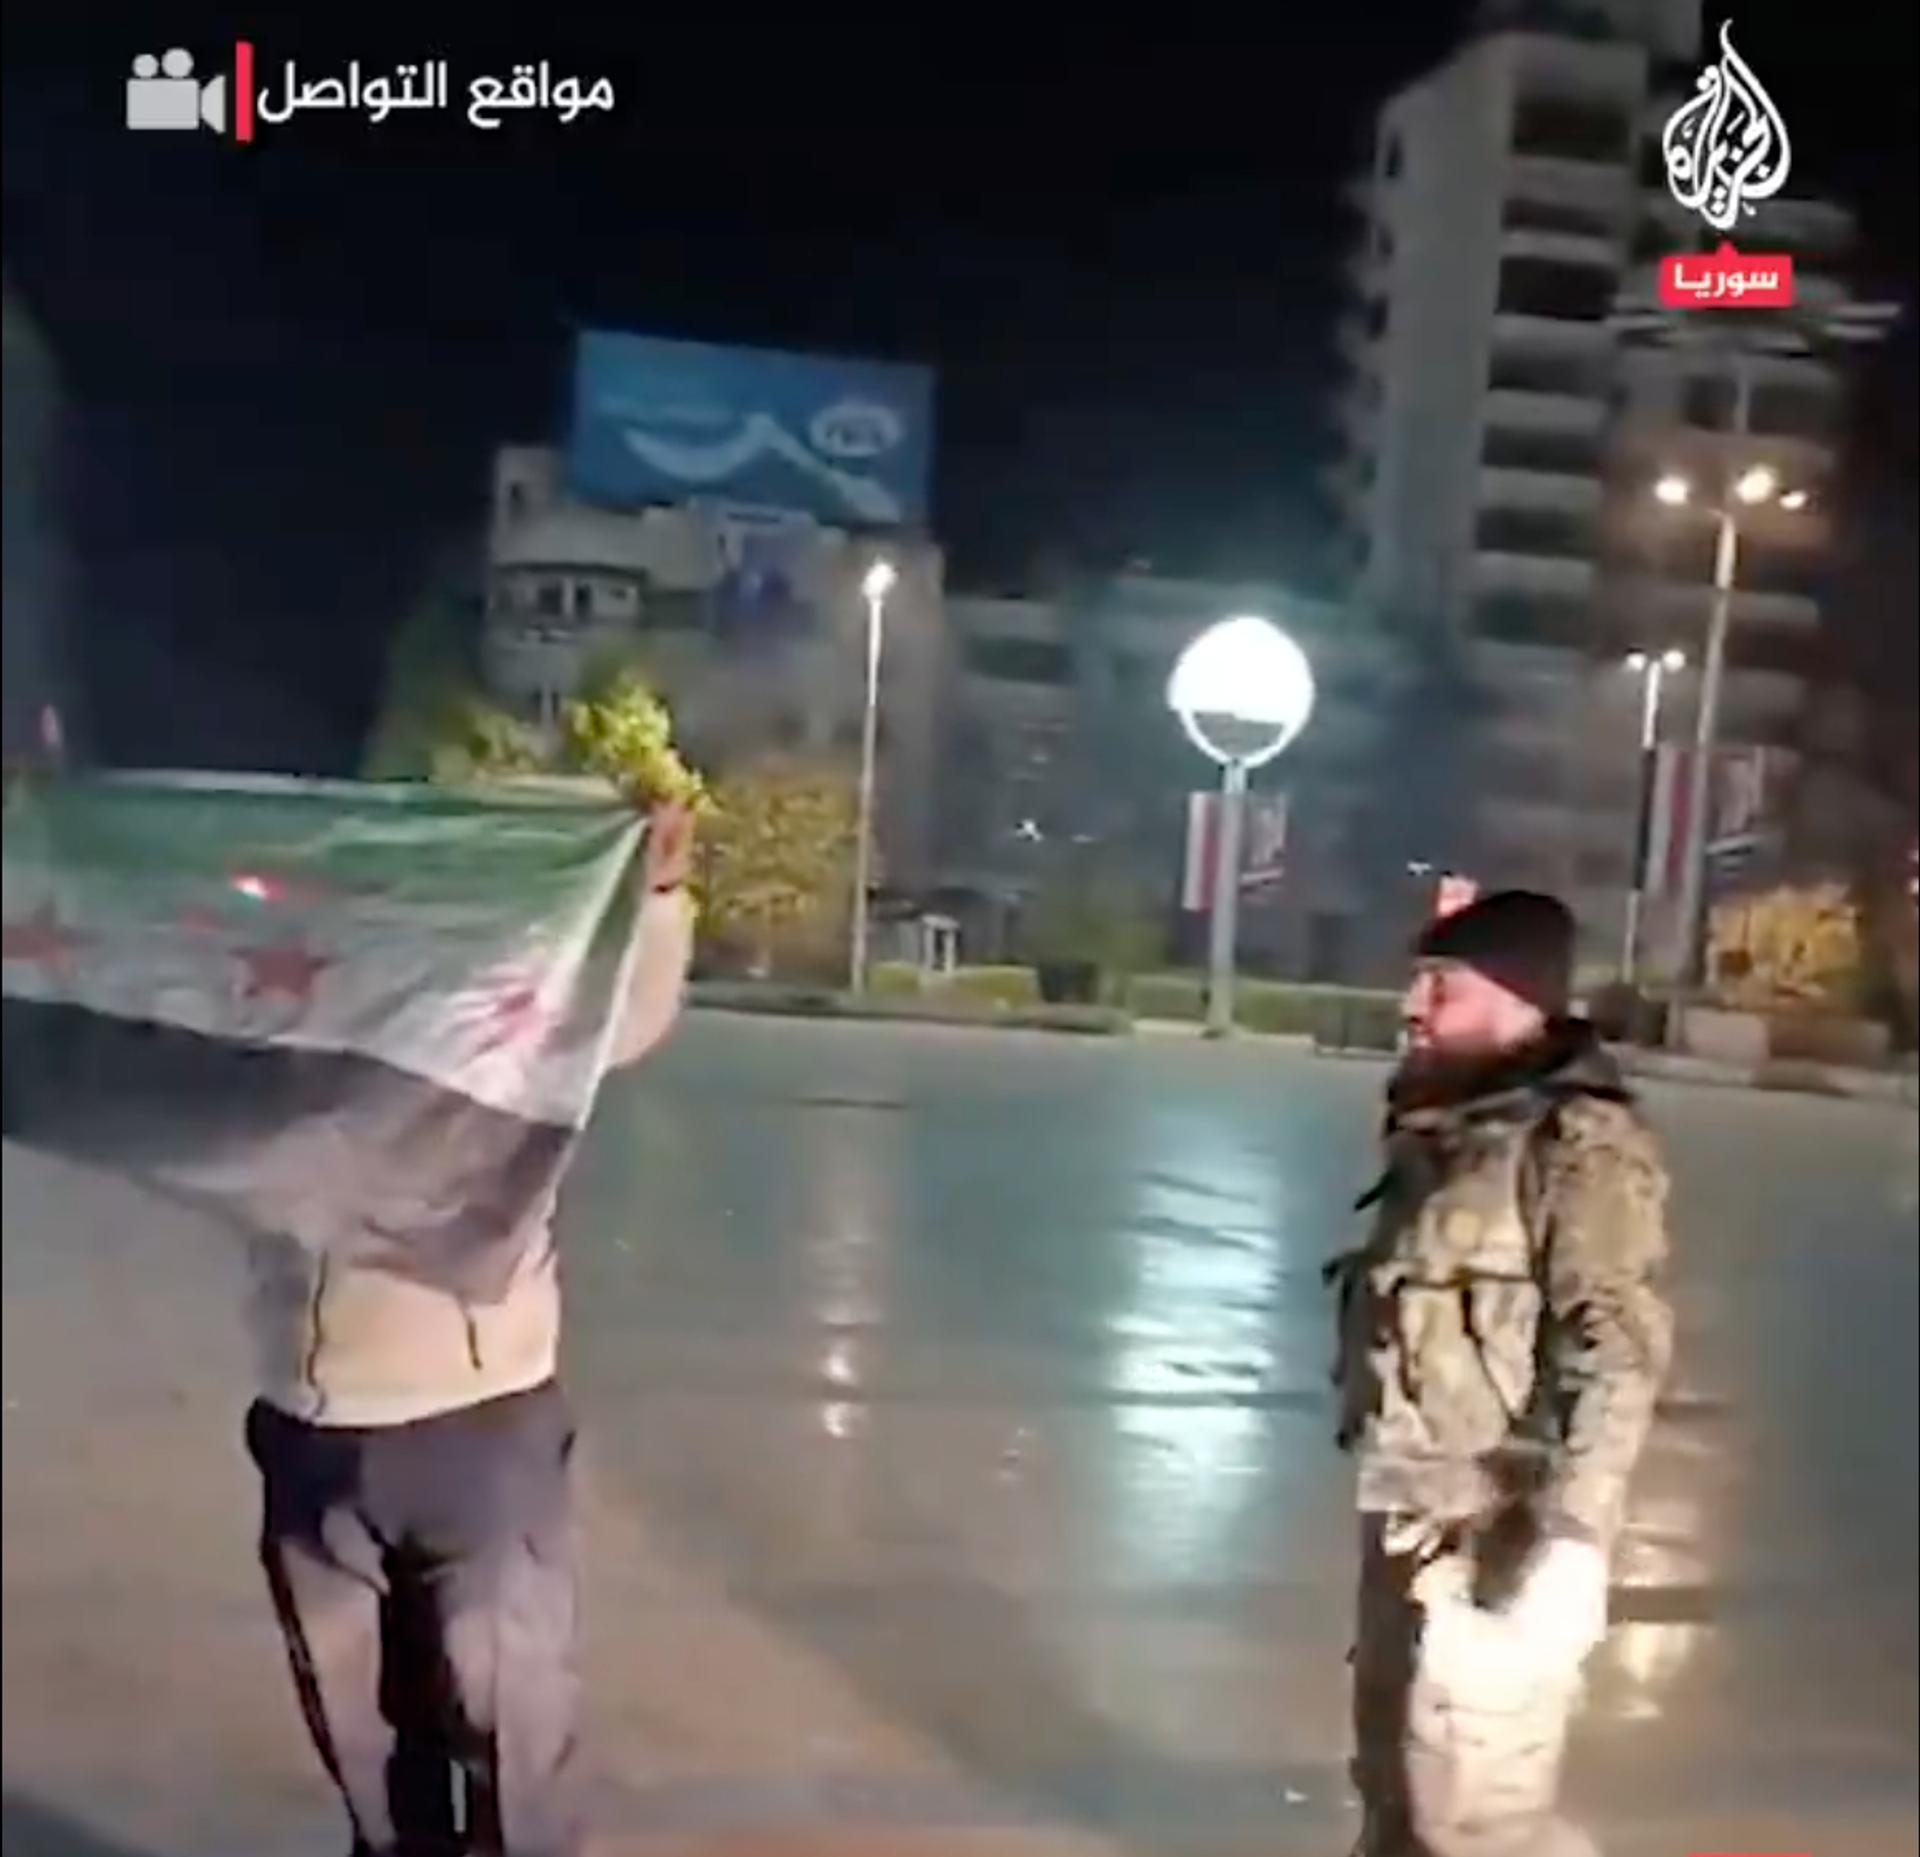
4, 5, 1914, 777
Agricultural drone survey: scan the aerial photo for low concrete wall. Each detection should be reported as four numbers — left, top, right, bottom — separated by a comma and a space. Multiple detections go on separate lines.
1675, 1006, 1769, 1066
1676, 1005, 1895, 1069
1764, 1013, 1893, 1068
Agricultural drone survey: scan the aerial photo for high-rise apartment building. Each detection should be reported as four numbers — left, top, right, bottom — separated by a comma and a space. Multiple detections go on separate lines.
1329, 0, 1873, 967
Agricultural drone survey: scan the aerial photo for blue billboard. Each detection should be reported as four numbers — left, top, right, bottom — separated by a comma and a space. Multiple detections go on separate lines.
567, 331, 934, 528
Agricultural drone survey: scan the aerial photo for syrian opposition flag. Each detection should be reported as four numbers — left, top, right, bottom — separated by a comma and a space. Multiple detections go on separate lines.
2, 773, 650, 1301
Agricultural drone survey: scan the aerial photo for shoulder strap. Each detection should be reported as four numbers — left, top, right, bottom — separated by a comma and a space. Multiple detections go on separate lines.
1516, 1093, 1569, 1277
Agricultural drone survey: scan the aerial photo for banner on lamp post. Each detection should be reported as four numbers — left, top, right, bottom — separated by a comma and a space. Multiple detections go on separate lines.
1181, 792, 1289, 913
1644, 744, 1794, 896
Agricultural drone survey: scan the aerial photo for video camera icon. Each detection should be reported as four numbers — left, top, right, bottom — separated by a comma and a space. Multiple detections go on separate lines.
126, 48, 227, 133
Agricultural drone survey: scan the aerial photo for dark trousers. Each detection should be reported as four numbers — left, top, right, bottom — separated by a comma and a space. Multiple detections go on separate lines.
245, 1382, 584, 1857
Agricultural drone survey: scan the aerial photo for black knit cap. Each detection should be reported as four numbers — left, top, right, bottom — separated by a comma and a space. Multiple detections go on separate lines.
1413, 889, 1575, 1015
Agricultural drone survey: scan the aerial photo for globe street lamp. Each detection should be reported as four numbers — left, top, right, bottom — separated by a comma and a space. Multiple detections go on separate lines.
848, 557, 897, 994
1621, 648, 1687, 985
1650, 447, 1810, 988
1166, 616, 1315, 1036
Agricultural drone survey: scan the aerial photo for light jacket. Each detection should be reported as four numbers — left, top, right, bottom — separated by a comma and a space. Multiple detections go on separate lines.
248, 889, 694, 1428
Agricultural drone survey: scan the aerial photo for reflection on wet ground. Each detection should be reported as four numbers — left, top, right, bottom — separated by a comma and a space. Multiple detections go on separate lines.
4, 1014, 1917, 1854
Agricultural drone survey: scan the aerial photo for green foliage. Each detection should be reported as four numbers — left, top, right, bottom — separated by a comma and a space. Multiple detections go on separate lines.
425, 696, 547, 785
362, 600, 483, 780
1023, 862, 1164, 978
868, 961, 925, 999
866, 963, 1042, 1009
1126, 972, 1205, 1022
559, 668, 706, 809
940, 965, 1041, 1009
1124, 972, 1401, 1047
1711, 882, 1868, 1012
363, 597, 703, 808
1236, 979, 1402, 1048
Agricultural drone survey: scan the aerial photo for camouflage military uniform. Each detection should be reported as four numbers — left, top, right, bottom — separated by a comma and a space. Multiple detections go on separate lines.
1328, 1023, 1672, 1856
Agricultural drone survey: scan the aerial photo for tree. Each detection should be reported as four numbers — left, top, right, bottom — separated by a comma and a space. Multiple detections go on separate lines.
365, 613, 706, 811
1710, 882, 1867, 1012
362, 598, 485, 780
425, 695, 547, 785
558, 665, 705, 809
1022, 851, 1163, 982
701, 755, 859, 977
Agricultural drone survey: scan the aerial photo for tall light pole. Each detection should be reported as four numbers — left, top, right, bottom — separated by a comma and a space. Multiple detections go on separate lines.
1650, 427, 1809, 988
1620, 647, 1686, 985
1610, 289, 1896, 986
1167, 616, 1316, 1037
848, 557, 896, 995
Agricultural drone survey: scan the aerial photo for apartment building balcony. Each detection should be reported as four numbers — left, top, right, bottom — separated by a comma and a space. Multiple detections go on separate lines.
1646, 577, 1821, 633
1500, 186, 1624, 242
1320, 455, 1374, 527
957, 634, 1076, 712
1335, 311, 1381, 376
1342, 171, 1379, 217
1330, 376, 1381, 449
1482, 389, 1608, 441
1610, 415, 1839, 492
1617, 257, 1862, 331
1343, 241, 1387, 298
1471, 504, 1600, 601
1633, 183, 1855, 263
1489, 308, 1613, 353
1471, 550, 1598, 602
1499, 225, 1618, 269
1715, 665, 1806, 737
1478, 465, 1603, 514
1504, 93, 1636, 189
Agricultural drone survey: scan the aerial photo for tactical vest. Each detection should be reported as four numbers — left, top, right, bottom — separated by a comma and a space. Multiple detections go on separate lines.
1331, 1086, 1566, 1521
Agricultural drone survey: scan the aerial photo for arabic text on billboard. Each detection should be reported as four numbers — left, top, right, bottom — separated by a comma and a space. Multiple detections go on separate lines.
568, 331, 934, 527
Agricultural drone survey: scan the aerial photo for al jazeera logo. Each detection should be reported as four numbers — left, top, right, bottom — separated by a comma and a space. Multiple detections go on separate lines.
1657, 22, 1795, 309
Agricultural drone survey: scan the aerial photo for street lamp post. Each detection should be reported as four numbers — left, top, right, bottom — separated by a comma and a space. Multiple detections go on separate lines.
1621, 647, 1686, 985
848, 557, 897, 995
1611, 290, 1896, 987
1166, 616, 1316, 1038
1649, 371, 1813, 986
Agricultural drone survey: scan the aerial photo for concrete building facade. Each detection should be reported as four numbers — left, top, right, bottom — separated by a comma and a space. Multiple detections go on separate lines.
481, 445, 948, 895
477, 451, 1433, 981
938, 578, 1428, 982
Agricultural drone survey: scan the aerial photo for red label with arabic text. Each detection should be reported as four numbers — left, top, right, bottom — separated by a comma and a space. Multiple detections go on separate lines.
1658, 244, 1795, 308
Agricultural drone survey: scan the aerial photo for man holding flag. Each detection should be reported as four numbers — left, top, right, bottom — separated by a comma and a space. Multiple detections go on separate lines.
3, 776, 697, 1856
249, 802, 692, 1857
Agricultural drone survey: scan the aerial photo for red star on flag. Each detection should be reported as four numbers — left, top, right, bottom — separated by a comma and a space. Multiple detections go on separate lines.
450, 961, 562, 1058
3, 902, 87, 976
233, 939, 330, 1006
482, 981, 559, 1051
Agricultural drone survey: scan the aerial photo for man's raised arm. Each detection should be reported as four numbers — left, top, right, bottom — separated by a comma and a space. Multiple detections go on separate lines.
608, 804, 696, 1071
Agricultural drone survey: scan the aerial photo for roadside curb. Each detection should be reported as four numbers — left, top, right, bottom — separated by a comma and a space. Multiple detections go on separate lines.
687, 993, 1916, 1103
1611, 1048, 1919, 1104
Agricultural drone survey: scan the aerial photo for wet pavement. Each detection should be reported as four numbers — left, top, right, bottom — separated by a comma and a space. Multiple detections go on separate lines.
4, 1012, 1916, 1855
